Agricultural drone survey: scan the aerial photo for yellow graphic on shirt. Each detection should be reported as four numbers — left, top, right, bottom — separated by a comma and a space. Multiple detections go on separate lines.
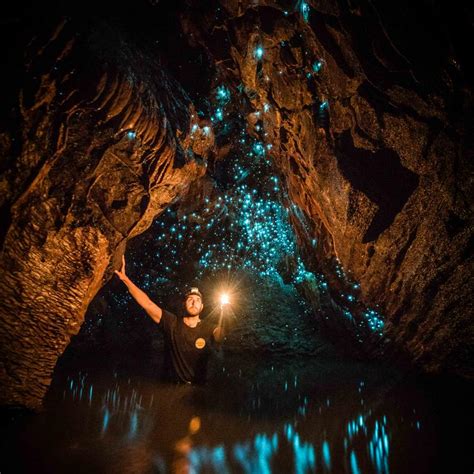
195, 338, 206, 349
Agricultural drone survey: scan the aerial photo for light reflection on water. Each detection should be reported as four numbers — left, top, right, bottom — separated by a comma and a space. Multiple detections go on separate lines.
2, 356, 468, 473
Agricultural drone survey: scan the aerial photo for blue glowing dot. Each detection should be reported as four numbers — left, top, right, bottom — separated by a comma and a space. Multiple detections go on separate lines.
214, 108, 224, 121
254, 46, 264, 60
253, 142, 265, 156
127, 131, 136, 140
319, 101, 329, 110
322, 441, 331, 469
312, 61, 323, 73
299, 1, 310, 22
203, 126, 210, 135
216, 85, 231, 103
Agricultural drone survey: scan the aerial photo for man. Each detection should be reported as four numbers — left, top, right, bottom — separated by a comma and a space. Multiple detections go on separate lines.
114, 255, 224, 384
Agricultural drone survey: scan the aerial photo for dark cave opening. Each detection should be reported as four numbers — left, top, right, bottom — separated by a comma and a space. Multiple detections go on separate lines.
335, 130, 419, 243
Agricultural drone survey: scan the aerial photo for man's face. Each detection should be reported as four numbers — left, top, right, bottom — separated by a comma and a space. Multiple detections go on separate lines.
185, 295, 203, 316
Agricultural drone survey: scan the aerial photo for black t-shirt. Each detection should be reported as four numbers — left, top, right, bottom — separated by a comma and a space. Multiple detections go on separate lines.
159, 310, 216, 383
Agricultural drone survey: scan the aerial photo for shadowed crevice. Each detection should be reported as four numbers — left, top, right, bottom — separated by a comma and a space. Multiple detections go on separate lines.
336, 130, 419, 242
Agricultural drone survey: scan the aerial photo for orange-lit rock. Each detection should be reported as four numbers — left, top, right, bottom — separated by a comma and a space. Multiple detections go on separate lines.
182, 0, 473, 377
0, 19, 212, 409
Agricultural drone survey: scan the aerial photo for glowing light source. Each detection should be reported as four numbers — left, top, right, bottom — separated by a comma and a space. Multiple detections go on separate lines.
213, 108, 224, 122
220, 293, 230, 306
216, 85, 231, 103
253, 142, 265, 156
254, 46, 264, 60
299, 1, 310, 22
312, 61, 323, 73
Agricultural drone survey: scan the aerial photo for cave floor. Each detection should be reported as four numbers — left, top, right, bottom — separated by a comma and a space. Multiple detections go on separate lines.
1, 355, 472, 473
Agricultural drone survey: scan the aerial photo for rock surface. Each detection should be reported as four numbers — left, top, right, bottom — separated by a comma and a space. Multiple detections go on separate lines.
180, 0, 473, 377
0, 17, 212, 408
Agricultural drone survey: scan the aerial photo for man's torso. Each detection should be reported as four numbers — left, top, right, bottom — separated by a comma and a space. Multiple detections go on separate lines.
159, 310, 215, 383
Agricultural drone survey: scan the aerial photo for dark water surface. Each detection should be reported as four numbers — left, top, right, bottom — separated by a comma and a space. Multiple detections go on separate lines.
1, 355, 472, 473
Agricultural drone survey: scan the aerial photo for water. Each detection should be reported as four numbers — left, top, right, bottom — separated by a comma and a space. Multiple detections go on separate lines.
1, 355, 472, 473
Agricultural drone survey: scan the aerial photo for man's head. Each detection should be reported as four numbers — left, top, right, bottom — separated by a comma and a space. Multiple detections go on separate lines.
183, 287, 204, 317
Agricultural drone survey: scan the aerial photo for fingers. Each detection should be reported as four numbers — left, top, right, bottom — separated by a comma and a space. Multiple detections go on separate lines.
114, 269, 125, 281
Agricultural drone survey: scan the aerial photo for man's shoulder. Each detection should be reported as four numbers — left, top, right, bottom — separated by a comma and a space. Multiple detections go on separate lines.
162, 309, 177, 318
160, 309, 178, 328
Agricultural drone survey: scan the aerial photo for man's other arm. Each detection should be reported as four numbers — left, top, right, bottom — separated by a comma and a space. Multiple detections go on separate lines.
213, 326, 225, 343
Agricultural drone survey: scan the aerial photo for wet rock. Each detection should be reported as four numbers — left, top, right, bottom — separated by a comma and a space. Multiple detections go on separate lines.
181, 0, 474, 376
0, 17, 212, 408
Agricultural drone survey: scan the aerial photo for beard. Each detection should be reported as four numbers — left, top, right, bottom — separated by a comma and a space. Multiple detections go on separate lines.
186, 306, 201, 316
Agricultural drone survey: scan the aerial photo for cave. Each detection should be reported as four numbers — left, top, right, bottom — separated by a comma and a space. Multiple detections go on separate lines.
0, 0, 473, 472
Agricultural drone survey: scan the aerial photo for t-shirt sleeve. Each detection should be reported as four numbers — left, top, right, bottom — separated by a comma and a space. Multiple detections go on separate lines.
159, 309, 176, 334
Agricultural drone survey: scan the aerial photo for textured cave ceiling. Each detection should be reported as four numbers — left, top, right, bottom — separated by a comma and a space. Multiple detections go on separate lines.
0, 0, 473, 409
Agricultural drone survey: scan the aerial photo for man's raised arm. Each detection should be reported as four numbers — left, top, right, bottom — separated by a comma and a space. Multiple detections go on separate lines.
114, 255, 162, 324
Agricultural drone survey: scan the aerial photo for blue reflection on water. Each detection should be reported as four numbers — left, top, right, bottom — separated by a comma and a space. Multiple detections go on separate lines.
233, 432, 278, 474
19, 358, 449, 474
322, 440, 331, 470
101, 407, 110, 435
283, 423, 316, 473
128, 409, 138, 440
189, 445, 230, 473
369, 417, 390, 474
350, 450, 361, 474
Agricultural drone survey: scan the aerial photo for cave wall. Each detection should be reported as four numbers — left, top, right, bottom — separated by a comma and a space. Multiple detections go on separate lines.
180, 0, 473, 376
0, 17, 212, 408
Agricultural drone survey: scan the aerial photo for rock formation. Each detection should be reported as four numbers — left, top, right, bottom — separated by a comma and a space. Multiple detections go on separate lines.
0, 16, 213, 408
179, 0, 473, 376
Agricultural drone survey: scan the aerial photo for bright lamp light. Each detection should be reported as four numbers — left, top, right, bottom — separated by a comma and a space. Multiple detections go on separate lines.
220, 293, 230, 306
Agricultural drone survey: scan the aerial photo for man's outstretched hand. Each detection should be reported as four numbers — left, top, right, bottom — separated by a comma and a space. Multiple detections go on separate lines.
114, 255, 128, 281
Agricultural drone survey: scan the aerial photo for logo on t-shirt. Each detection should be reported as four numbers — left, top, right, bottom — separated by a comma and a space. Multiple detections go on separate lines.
195, 338, 206, 349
